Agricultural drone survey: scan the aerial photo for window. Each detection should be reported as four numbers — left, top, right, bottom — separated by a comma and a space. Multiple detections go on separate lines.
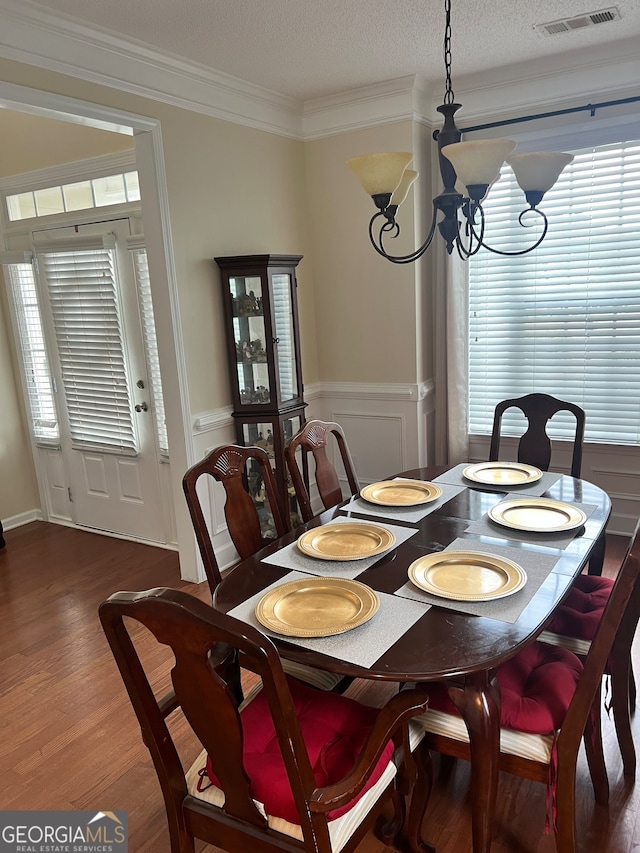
468, 140, 640, 445
37, 236, 138, 454
5, 235, 169, 459
6, 171, 140, 222
4, 260, 59, 445
128, 241, 169, 457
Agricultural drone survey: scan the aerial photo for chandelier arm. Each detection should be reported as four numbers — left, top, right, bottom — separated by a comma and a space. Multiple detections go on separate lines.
453, 204, 484, 259
368, 202, 440, 265
478, 208, 550, 257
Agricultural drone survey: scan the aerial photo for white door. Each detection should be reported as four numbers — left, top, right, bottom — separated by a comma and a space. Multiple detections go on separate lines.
32, 219, 166, 542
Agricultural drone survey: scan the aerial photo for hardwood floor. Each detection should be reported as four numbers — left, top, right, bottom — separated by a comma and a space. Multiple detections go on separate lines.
0, 521, 638, 852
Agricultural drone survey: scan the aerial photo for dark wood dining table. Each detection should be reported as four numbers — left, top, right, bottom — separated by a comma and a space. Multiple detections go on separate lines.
214, 463, 611, 853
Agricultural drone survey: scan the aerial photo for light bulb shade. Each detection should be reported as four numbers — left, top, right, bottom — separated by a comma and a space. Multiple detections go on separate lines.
346, 152, 413, 196
507, 152, 574, 193
390, 169, 419, 207
441, 139, 517, 188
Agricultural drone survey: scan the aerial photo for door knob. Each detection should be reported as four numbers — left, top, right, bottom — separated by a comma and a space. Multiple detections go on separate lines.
135, 402, 149, 413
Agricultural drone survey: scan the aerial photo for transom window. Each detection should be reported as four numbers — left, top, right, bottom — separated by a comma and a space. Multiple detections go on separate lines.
6, 171, 140, 221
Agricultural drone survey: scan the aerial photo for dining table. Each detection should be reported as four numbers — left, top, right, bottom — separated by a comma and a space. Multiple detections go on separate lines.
213, 461, 611, 853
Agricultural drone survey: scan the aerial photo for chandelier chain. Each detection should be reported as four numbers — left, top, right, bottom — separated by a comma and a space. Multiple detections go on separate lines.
443, 0, 454, 105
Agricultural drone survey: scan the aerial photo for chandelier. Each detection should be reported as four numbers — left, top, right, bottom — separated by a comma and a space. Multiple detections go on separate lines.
346, 0, 574, 263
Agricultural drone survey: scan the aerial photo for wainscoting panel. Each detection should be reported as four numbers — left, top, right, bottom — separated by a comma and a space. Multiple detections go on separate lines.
334, 412, 406, 483
190, 408, 238, 575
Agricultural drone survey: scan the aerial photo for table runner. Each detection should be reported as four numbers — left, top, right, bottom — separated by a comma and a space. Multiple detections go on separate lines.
433, 463, 562, 497
464, 496, 598, 549
338, 481, 465, 524
229, 570, 429, 668
261, 517, 419, 579
394, 538, 560, 623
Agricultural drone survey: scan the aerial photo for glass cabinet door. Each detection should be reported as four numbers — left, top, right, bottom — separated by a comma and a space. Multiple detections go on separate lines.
271, 272, 298, 405
229, 274, 271, 405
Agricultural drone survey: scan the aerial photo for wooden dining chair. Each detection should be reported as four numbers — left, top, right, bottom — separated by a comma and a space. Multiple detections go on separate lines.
99, 587, 434, 853
489, 393, 585, 479
410, 518, 640, 853
539, 566, 639, 777
182, 443, 343, 693
183, 444, 289, 594
489, 393, 605, 572
285, 419, 360, 522
488, 394, 635, 765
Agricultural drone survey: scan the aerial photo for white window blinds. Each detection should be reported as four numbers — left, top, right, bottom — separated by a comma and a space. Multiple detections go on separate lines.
36, 236, 138, 454
128, 242, 169, 456
469, 140, 640, 445
4, 259, 59, 445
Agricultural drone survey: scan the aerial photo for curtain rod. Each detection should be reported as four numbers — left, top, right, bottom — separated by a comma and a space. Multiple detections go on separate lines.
434, 95, 640, 138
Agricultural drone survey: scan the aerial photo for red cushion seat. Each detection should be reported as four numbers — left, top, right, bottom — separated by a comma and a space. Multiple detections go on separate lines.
546, 575, 613, 640
201, 677, 395, 825
426, 642, 583, 734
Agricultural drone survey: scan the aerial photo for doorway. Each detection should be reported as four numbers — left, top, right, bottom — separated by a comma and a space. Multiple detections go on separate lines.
0, 83, 200, 578
13, 218, 168, 541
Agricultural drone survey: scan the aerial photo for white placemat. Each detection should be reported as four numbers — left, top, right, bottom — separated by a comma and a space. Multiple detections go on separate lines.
464, 496, 598, 549
338, 481, 465, 524
433, 463, 562, 497
261, 517, 419, 579
228, 570, 430, 668
394, 538, 560, 623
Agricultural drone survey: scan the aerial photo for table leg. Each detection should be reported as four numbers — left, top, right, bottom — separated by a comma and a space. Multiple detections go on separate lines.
448, 672, 501, 853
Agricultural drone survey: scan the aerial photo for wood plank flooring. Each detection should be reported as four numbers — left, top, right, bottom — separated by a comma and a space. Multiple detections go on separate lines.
0, 521, 638, 852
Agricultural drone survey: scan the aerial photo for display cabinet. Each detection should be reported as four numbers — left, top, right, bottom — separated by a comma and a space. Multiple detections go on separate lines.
215, 254, 307, 526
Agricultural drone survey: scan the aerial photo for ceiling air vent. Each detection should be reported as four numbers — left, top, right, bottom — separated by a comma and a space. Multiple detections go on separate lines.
535, 6, 621, 36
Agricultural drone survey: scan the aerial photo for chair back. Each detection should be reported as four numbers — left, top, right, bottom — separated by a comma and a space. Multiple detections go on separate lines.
489, 393, 585, 478
558, 519, 640, 758
285, 420, 360, 522
183, 444, 289, 593
99, 587, 427, 853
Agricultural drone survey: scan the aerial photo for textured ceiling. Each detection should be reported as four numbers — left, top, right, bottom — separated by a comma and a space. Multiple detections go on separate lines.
25, 0, 640, 101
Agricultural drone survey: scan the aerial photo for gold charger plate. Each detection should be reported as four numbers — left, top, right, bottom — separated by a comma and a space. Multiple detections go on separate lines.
297, 522, 396, 561
408, 550, 527, 601
360, 479, 443, 507
488, 497, 587, 533
255, 576, 380, 637
463, 461, 543, 486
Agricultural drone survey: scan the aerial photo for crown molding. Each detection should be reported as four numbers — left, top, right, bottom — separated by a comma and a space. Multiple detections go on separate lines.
445, 37, 640, 127
0, 150, 137, 192
0, 0, 303, 139
302, 76, 434, 140
0, 0, 637, 143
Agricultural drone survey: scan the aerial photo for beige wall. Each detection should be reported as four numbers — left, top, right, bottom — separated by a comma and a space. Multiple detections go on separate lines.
304, 123, 421, 384
0, 109, 134, 177
158, 108, 318, 411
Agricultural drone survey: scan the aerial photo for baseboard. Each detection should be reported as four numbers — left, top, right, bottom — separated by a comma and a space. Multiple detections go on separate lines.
1, 509, 42, 530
